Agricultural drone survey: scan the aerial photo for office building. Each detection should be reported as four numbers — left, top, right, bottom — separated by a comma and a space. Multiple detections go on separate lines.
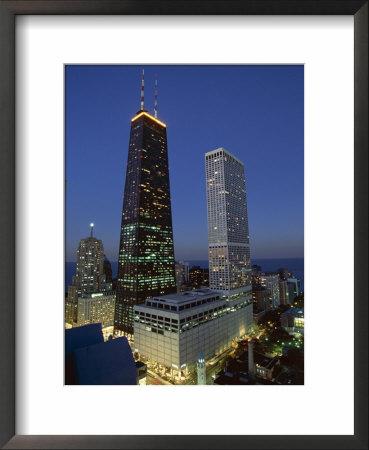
175, 261, 190, 292
77, 292, 116, 329
134, 289, 251, 373
66, 224, 114, 328
189, 266, 209, 288
279, 279, 290, 305
213, 348, 280, 385
178, 261, 189, 283
287, 277, 301, 303
73, 223, 108, 296
65, 324, 137, 385
114, 71, 176, 337
261, 274, 280, 310
205, 147, 253, 330
281, 308, 304, 335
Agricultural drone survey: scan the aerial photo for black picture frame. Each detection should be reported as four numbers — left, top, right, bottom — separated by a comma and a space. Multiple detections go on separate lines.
0, 1, 367, 449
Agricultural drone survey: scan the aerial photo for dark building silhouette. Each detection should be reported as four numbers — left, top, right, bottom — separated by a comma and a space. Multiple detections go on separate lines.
253, 288, 269, 312
251, 264, 262, 274
189, 266, 209, 287
103, 255, 113, 282
279, 279, 289, 305
65, 324, 137, 385
277, 267, 292, 281
114, 71, 176, 337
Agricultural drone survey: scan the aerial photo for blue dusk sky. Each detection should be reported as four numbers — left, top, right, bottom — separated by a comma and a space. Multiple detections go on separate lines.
65, 65, 304, 263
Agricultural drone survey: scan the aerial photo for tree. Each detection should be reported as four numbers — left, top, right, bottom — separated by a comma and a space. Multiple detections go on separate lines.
291, 294, 304, 308
282, 347, 304, 370
258, 310, 280, 326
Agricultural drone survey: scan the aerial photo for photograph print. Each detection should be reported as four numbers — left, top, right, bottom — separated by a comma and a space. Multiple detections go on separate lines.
65, 65, 304, 385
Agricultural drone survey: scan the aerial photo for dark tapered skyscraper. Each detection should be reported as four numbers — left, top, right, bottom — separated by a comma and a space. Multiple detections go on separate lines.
114, 71, 176, 337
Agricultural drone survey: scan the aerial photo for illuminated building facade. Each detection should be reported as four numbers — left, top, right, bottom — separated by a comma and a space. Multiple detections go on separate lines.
77, 292, 115, 329
189, 266, 209, 288
74, 223, 106, 296
134, 289, 250, 373
281, 307, 304, 335
114, 106, 176, 337
205, 148, 253, 333
261, 274, 280, 310
66, 224, 113, 327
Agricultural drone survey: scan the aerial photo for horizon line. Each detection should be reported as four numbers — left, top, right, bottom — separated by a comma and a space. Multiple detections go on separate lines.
66, 256, 304, 263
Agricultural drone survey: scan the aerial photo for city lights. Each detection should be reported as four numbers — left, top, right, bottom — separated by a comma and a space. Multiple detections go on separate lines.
65, 68, 304, 386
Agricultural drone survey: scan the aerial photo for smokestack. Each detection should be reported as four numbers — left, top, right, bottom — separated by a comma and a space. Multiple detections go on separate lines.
248, 340, 254, 381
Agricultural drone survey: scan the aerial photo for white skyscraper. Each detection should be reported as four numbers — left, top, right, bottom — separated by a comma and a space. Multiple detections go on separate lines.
205, 147, 253, 336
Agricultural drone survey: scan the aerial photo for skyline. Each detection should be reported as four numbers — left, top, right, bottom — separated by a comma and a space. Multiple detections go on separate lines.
66, 65, 304, 262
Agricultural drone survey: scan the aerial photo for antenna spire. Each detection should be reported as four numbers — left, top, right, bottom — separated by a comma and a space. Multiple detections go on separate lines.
154, 75, 158, 118
90, 222, 94, 238
140, 68, 145, 110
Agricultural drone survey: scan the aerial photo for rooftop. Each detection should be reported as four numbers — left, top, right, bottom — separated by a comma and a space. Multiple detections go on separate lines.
131, 110, 166, 128
205, 147, 244, 166
65, 323, 103, 362
281, 308, 304, 317
147, 289, 221, 305
73, 337, 137, 385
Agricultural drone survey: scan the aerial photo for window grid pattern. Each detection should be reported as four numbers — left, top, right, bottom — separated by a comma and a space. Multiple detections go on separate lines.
134, 293, 253, 368
115, 113, 177, 335
75, 238, 104, 295
205, 148, 251, 292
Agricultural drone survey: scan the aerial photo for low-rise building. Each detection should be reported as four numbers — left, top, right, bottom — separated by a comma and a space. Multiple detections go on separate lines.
134, 288, 253, 373
189, 266, 209, 288
254, 352, 280, 381
65, 324, 136, 385
76, 291, 116, 329
281, 307, 304, 335
253, 288, 270, 312
213, 350, 280, 384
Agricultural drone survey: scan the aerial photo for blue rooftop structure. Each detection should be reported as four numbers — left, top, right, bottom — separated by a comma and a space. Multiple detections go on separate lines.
65, 324, 136, 385
281, 308, 304, 317
65, 323, 103, 362
73, 337, 136, 385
